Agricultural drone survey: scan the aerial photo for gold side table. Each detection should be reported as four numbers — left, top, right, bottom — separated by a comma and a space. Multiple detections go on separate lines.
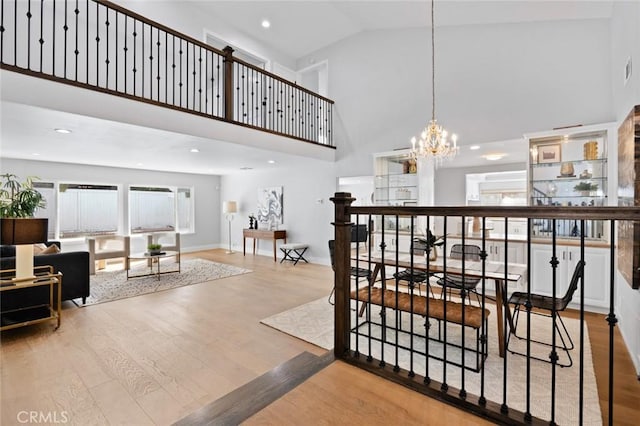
0, 266, 62, 331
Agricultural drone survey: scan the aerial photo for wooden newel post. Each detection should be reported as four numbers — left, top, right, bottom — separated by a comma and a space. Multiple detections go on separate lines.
331, 192, 355, 357
223, 46, 235, 122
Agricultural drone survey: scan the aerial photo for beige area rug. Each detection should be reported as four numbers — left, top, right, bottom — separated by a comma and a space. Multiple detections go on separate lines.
83, 258, 251, 305
261, 297, 602, 425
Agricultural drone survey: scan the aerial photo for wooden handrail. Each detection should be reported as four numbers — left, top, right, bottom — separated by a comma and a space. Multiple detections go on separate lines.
349, 205, 640, 221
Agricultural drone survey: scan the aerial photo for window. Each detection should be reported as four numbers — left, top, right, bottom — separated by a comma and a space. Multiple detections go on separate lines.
33, 182, 56, 240
176, 187, 193, 233
129, 186, 194, 234
58, 184, 119, 238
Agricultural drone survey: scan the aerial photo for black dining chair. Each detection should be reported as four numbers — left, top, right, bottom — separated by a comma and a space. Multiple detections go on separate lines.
392, 238, 435, 298
436, 244, 482, 305
506, 260, 585, 368
327, 239, 372, 305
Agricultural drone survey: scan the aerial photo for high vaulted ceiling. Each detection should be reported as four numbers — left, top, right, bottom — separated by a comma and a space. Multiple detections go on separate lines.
191, 0, 614, 59
1, 1, 616, 175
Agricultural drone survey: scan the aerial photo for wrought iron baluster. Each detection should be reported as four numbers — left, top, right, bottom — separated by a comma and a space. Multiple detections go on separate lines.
84, 0, 87, 83
178, 39, 182, 107
94, 0, 98, 85
1, 0, 5, 63
114, 9, 116, 91
27, 0, 31, 69
549, 219, 558, 422
479, 216, 488, 406
123, 14, 127, 92
460, 215, 467, 399
579, 220, 586, 425
424, 214, 431, 384
156, 27, 160, 101
48, 0, 52, 74
607, 220, 617, 425
141, 21, 144, 97
105, 6, 110, 88
441, 215, 448, 391
132, 19, 137, 95
524, 218, 532, 420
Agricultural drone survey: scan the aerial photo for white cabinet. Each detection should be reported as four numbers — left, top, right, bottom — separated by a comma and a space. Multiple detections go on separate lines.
442, 238, 526, 295
530, 243, 610, 311
446, 237, 526, 264
372, 233, 412, 253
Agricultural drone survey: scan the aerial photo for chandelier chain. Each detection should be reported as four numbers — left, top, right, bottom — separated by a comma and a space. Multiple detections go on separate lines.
431, 0, 435, 121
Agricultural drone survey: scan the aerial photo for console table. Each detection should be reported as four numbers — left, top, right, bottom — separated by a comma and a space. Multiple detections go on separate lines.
243, 229, 287, 262
1, 266, 62, 331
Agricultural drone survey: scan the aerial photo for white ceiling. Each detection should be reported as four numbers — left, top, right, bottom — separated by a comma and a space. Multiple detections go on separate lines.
193, 1, 614, 59
0, 1, 612, 175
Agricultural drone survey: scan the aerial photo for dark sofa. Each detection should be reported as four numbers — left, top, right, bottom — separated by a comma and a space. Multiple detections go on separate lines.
1, 241, 90, 309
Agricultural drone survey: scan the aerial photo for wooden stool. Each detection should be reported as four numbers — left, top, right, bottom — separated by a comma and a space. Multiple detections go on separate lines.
279, 243, 309, 265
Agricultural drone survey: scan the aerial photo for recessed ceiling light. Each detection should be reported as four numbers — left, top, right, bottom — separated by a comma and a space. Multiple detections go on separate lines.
32, 153, 40, 156
268, 160, 275, 164
54, 128, 72, 134
137, 162, 143, 166
190, 148, 199, 153
469, 145, 480, 150
482, 153, 507, 161
261, 19, 271, 28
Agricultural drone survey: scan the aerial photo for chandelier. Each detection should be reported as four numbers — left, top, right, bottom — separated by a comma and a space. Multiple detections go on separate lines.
410, 0, 458, 162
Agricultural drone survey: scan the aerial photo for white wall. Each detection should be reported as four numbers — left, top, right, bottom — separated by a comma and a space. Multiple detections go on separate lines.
298, 19, 613, 178
611, 0, 640, 375
434, 162, 527, 206
1, 158, 221, 253
221, 161, 336, 265
116, 1, 296, 70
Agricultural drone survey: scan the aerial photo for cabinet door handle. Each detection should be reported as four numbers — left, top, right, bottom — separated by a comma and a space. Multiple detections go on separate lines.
562, 252, 565, 260
569, 251, 572, 261
495, 247, 499, 256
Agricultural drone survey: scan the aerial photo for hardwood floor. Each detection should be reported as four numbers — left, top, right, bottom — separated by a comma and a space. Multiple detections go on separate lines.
1, 249, 638, 425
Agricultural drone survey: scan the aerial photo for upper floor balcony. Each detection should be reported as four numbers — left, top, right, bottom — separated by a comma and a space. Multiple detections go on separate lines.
0, 0, 335, 162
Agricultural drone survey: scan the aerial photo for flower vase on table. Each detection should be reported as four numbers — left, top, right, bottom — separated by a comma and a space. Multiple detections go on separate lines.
428, 246, 438, 261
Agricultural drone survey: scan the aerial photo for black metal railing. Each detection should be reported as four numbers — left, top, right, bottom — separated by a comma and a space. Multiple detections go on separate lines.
331, 193, 639, 425
0, 0, 334, 147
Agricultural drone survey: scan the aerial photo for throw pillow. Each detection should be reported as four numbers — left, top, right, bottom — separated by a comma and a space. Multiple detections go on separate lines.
40, 244, 60, 255
33, 243, 48, 255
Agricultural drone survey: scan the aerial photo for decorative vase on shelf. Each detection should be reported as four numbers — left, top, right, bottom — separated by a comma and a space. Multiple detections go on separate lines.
560, 161, 575, 177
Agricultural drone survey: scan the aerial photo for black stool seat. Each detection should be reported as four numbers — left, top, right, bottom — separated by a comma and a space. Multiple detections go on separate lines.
279, 243, 309, 265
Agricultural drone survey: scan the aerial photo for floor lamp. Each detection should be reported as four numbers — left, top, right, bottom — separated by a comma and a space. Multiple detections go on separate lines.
1, 218, 49, 281
223, 201, 237, 254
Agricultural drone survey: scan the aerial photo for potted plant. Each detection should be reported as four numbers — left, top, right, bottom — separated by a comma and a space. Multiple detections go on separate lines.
413, 230, 445, 260
147, 243, 163, 255
0, 173, 46, 218
573, 181, 598, 196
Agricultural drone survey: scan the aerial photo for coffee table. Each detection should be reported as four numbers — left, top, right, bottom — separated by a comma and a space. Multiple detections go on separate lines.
127, 250, 180, 280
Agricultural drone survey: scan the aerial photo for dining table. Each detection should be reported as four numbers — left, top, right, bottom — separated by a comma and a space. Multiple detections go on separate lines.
354, 251, 527, 358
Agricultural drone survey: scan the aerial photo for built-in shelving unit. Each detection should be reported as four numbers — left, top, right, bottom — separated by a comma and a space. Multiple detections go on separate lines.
526, 122, 615, 241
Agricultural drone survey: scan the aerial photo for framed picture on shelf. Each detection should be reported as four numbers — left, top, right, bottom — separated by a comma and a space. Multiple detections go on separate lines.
537, 143, 562, 164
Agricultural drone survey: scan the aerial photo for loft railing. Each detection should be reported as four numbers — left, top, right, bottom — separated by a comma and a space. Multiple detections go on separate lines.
0, 0, 334, 147
331, 192, 639, 425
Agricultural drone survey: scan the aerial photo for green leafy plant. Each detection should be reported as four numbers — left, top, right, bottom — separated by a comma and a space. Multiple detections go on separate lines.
0, 173, 46, 218
147, 243, 162, 251
413, 230, 445, 250
573, 182, 598, 192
